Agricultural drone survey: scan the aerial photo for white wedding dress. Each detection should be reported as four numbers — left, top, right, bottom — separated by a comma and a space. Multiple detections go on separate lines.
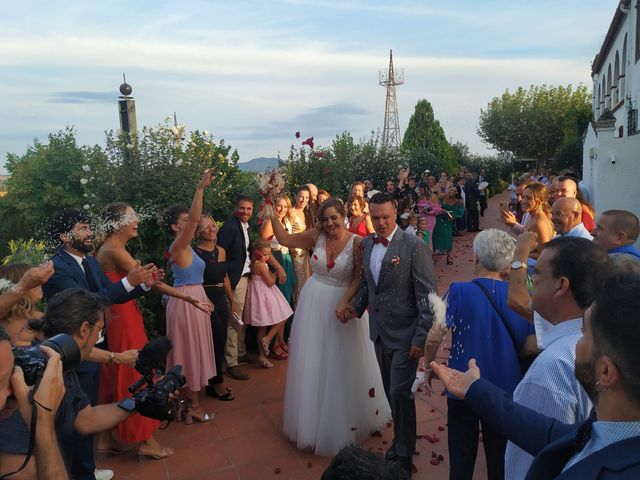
282, 233, 391, 456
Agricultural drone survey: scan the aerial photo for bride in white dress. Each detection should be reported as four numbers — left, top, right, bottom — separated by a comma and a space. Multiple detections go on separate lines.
269, 197, 391, 457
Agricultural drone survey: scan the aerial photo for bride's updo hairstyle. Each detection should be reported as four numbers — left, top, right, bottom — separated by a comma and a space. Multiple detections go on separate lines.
316, 197, 347, 228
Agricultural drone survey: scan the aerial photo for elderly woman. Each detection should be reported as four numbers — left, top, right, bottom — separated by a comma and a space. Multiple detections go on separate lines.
424, 229, 536, 480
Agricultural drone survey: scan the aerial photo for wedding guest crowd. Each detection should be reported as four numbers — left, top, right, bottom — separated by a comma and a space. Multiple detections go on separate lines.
1, 161, 639, 480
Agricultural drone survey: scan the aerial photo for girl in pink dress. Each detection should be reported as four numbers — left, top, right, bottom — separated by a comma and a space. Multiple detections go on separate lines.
244, 238, 294, 368
416, 183, 442, 248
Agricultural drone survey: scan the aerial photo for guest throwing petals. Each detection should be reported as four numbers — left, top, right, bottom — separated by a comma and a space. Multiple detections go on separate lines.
161, 170, 216, 423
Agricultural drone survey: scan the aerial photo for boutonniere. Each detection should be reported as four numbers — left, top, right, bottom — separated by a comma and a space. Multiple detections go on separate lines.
327, 259, 336, 270
392, 255, 400, 267
313, 254, 318, 261
162, 251, 173, 263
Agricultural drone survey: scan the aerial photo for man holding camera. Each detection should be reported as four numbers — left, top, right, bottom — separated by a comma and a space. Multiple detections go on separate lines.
0, 290, 141, 479
0, 326, 68, 480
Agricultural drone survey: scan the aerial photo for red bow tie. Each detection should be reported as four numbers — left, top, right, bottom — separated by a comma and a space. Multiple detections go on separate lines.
373, 236, 389, 247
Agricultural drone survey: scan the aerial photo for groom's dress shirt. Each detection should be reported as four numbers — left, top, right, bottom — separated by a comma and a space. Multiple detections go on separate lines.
370, 226, 398, 284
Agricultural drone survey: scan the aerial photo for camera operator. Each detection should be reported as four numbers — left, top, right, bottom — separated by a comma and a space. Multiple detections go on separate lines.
0, 325, 68, 480
0, 289, 137, 477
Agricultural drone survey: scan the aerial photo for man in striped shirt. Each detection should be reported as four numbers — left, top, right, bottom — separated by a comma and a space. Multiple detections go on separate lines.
505, 236, 609, 478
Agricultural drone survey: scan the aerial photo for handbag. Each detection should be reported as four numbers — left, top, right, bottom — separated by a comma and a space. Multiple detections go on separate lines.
472, 279, 537, 375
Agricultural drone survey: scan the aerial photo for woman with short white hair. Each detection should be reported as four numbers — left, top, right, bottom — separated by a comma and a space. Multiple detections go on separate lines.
424, 228, 537, 480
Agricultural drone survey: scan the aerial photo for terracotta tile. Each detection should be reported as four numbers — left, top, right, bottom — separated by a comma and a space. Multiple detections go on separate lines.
165, 440, 231, 478
236, 453, 311, 480
214, 405, 273, 439
225, 426, 295, 466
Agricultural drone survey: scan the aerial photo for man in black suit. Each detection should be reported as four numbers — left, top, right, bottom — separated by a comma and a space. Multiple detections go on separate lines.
43, 208, 158, 480
464, 172, 481, 232
218, 196, 287, 380
477, 168, 488, 217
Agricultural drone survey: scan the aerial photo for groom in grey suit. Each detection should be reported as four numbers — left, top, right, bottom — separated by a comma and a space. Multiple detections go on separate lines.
344, 192, 437, 476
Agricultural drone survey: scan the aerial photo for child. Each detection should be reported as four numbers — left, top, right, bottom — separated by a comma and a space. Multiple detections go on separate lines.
244, 239, 294, 368
406, 213, 418, 236
417, 217, 430, 246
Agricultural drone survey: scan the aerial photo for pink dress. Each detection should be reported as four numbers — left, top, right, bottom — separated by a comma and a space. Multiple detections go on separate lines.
417, 199, 442, 247
244, 270, 294, 327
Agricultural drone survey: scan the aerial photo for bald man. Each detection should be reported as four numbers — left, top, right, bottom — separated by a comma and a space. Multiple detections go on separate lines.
554, 176, 595, 231
551, 198, 592, 239
592, 210, 640, 261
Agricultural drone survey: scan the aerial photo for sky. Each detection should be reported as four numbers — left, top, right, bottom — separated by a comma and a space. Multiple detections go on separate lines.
0, 0, 618, 172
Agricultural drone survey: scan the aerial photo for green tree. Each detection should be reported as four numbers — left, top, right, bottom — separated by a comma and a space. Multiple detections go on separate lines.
0, 127, 106, 250
401, 99, 459, 175
478, 84, 591, 171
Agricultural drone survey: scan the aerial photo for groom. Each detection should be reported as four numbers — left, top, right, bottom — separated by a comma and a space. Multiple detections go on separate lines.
343, 192, 437, 476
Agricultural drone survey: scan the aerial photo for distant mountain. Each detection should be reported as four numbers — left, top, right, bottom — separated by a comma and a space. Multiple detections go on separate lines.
237, 157, 280, 172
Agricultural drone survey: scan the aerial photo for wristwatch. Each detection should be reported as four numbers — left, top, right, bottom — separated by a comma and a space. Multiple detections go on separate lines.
511, 260, 527, 271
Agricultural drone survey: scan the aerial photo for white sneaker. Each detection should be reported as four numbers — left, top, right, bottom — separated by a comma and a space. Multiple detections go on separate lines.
94, 469, 114, 480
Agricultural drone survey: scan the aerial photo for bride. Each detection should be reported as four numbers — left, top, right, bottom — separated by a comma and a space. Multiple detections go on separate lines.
269, 197, 391, 456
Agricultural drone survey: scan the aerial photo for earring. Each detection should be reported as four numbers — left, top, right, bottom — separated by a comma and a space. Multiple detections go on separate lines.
595, 381, 608, 393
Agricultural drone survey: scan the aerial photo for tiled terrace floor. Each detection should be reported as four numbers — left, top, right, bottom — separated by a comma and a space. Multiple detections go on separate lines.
101, 192, 511, 479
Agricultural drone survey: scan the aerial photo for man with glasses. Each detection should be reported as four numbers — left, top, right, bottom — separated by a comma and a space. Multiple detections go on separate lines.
43, 208, 160, 480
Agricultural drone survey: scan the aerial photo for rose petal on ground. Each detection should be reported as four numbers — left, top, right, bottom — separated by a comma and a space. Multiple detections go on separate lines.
430, 459, 440, 466
386, 422, 392, 428
375, 409, 379, 415
275, 467, 281, 474
351, 427, 357, 431
437, 454, 444, 462
412, 464, 418, 473
431, 451, 438, 458
306, 462, 312, 468
430, 409, 436, 413
438, 426, 445, 431
368, 387, 375, 398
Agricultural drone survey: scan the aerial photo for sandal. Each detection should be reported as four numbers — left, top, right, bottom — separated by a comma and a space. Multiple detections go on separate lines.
96, 446, 130, 456
278, 339, 289, 353
258, 357, 274, 369
137, 447, 174, 460
212, 387, 235, 401
270, 350, 288, 360
261, 336, 271, 357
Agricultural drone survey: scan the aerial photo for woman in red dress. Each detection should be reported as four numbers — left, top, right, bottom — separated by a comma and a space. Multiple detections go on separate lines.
96, 202, 211, 459
347, 194, 374, 237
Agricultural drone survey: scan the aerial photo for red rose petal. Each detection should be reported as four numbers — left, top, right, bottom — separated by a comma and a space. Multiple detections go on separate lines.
327, 260, 336, 270
386, 422, 392, 428
275, 467, 281, 474
375, 409, 379, 415
412, 464, 418, 473
438, 426, 445, 431
414, 451, 420, 456
431, 451, 438, 458
368, 387, 375, 398
306, 462, 313, 468
430, 408, 436, 413
441, 391, 446, 396
430, 459, 440, 466
382, 440, 388, 445
437, 454, 444, 462
313, 254, 318, 260
371, 431, 382, 437
351, 427, 357, 431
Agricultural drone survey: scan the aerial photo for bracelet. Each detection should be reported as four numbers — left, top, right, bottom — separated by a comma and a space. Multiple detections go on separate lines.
33, 398, 52, 412
108, 352, 116, 364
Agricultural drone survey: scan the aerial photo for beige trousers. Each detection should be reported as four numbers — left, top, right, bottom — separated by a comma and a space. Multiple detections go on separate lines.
225, 276, 248, 367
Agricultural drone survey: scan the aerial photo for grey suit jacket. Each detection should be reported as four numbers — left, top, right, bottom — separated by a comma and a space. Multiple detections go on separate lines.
351, 228, 437, 350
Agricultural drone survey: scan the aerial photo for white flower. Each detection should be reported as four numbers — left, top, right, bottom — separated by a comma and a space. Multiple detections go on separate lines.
90, 177, 95, 181
83, 193, 88, 198
126, 143, 134, 150
80, 178, 88, 185
203, 130, 209, 136
91, 193, 96, 198
82, 165, 91, 172
175, 159, 183, 167
83, 204, 90, 210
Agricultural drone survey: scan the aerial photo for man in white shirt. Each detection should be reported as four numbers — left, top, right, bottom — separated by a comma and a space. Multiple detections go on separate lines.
551, 198, 592, 240
505, 235, 610, 478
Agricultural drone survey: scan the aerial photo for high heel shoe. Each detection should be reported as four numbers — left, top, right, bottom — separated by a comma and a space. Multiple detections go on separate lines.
187, 404, 214, 423
270, 350, 288, 360
278, 339, 289, 353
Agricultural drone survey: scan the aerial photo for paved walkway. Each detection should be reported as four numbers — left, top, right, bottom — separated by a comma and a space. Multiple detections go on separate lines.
101, 191, 510, 480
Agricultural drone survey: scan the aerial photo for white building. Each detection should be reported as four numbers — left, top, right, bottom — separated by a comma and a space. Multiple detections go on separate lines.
582, 0, 640, 234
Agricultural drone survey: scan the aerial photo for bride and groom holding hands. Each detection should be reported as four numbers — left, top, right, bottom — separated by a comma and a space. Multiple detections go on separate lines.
268, 192, 436, 478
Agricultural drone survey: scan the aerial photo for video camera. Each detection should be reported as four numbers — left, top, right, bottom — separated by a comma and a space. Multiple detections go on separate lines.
125, 336, 186, 422
12, 334, 81, 386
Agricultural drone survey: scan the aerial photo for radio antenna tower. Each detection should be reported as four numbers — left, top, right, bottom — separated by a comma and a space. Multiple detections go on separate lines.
379, 50, 404, 150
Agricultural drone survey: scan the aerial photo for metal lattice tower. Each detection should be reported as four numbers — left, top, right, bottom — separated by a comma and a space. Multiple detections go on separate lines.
379, 50, 404, 149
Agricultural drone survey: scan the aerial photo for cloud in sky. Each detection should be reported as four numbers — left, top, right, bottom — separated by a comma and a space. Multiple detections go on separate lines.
0, 0, 618, 170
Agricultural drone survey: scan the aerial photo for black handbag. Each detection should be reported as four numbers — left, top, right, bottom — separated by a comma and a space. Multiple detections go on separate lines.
472, 279, 537, 375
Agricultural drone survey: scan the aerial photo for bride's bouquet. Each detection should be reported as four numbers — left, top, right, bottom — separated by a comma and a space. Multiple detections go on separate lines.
256, 170, 286, 224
